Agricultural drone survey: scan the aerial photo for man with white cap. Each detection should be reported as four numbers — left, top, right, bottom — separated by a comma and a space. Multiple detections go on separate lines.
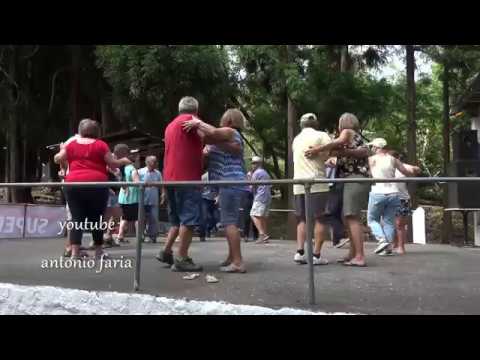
367, 138, 421, 255
292, 113, 332, 265
250, 156, 272, 244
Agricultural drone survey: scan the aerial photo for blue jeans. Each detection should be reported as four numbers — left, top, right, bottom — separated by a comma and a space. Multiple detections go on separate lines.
367, 193, 401, 243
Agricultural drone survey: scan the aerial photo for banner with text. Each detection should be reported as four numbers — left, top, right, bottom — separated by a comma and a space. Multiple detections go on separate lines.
24, 205, 66, 238
0, 205, 26, 239
0, 204, 66, 239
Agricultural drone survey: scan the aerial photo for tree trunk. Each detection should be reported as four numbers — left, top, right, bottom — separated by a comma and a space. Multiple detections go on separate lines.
7, 47, 21, 203
100, 94, 112, 135
441, 63, 452, 244
405, 45, 417, 244
270, 146, 282, 180
340, 45, 349, 72
326, 45, 340, 72
286, 45, 299, 241
405, 45, 417, 208
8, 112, 19, 203
70, 45, 81, 134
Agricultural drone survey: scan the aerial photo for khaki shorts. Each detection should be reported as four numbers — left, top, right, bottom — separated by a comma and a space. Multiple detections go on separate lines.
342, 175, 371, 217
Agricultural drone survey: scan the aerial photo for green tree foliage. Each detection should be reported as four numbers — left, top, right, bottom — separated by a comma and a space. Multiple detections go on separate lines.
95, 45, 236, 136
230, 45, 395, 179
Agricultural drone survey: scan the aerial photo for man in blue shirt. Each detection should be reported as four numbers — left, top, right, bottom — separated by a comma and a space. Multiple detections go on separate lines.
138, 156, 166, 243
250, 156, 272, 244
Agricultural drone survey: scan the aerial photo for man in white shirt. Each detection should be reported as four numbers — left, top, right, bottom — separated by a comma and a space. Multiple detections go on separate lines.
292, 113, 332, 265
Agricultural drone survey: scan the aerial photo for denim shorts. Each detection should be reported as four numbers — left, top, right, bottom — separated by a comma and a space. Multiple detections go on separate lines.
167, 187, 201, 227
396, 198, 412, 217
219, 188, 246, 226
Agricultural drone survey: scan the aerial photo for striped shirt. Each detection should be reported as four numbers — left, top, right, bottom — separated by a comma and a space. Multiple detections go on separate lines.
208, 130, 248, 192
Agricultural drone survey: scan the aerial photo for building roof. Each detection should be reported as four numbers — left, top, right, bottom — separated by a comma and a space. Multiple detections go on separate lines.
46, 127, 164, 151
100, 127, 163, 144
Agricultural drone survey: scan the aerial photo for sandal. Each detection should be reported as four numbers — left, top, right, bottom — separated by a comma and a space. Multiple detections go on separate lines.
342, 261, 367, 267
220, 259, 232, 267
219, 263, 247, 273
255, 235, 271, 244
336, 257, 351, 263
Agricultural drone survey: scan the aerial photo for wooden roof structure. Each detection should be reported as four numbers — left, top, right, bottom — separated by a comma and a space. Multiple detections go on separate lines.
46, 127, 164, 154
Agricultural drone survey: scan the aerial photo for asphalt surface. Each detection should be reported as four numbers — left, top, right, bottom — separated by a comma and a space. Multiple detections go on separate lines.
0, 236, 479, 315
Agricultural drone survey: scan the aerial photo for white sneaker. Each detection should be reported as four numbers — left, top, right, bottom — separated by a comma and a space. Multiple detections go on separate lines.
313, 256, 329, 265
294, 252, 307, 264
378, 249, 394, 256
335, 238, 350, 249
374, 239, 390, 254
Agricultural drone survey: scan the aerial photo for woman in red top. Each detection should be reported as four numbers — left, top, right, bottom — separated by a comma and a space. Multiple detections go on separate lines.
54, 119, 131, 259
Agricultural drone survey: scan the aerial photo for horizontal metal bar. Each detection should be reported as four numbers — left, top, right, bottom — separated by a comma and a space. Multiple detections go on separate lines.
0, 177, 480, 189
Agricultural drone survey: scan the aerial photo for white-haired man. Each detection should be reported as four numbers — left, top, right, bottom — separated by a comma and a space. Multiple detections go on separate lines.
292, 113, 332, 265
250, 156, 272, 244
157, 96, 236, 272
138, 155, 166, 243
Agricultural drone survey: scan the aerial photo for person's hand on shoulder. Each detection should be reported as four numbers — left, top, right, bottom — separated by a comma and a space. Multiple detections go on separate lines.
305, 145, 323, 159
182, 116, 202, 133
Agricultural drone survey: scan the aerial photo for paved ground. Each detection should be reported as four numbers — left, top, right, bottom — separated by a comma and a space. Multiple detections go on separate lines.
0, 236, 479, 314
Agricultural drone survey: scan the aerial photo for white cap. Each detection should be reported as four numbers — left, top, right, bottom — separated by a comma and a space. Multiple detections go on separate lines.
251, 156, 262, 163
367, 138, 387, 149
299, 113, 317, 125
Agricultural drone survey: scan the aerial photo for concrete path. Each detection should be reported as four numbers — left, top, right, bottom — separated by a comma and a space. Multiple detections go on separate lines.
0, 237, 479, 314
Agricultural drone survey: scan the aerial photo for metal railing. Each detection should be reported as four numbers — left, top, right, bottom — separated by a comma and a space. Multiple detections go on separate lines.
1, 176, 480, 306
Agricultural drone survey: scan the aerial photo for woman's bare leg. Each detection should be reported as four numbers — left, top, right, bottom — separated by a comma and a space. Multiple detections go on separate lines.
345, 215, 366, 265
117, 219, 128, 240
225, 224, 243, 267
394, 216, 408, 254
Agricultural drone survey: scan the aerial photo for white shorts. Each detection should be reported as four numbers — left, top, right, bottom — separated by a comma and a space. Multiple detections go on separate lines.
250, 200, 271, 218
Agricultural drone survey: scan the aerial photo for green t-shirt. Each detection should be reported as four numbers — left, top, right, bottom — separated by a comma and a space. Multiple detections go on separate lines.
118, 164, 139, 204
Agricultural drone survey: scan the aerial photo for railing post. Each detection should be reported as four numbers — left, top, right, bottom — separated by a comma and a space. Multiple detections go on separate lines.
134, 185, 145, 291
304, 182, 316, 305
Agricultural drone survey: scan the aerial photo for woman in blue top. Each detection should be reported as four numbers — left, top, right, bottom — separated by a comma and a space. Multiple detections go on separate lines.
114, 144, 140, 244
184, 109, 248, 273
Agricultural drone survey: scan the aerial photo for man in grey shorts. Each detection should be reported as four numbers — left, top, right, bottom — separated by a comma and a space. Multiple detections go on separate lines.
292, 113, 332, 265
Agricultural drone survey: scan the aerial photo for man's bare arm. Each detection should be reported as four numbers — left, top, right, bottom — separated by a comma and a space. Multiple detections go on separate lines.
395, 159, 421, 177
